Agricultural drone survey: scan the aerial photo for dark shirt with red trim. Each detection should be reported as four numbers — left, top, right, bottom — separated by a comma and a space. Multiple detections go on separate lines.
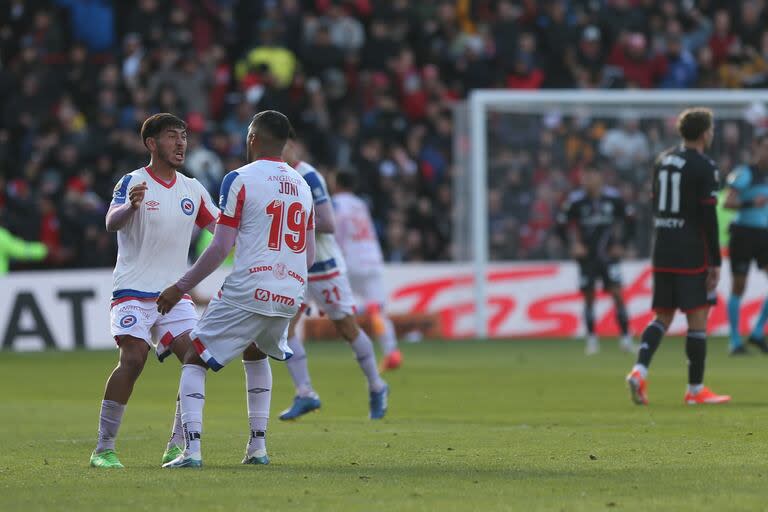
651, 145, 721, 273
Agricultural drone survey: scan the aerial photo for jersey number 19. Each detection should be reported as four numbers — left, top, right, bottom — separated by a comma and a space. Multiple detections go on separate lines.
266, 200, 308, 252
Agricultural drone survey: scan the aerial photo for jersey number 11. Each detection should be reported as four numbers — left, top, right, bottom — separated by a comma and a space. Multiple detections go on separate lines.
657, 170, 681, 213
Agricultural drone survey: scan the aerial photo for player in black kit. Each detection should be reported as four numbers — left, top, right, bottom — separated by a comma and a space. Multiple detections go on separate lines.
626, 107, 731, 405
557, 167, 637, 355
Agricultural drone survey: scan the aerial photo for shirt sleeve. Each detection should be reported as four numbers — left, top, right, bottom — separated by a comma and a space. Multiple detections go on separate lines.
303, 170, 330, 205
217, 171, 245, 228
195, 181, 219, 228
111, 174, 132, 206
726, 166, 752, 192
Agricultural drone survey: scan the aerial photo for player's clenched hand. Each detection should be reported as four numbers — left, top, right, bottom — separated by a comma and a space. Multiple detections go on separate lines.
129, 181, 148, 210
157, 284, 183, 314
706, 266, 720, 293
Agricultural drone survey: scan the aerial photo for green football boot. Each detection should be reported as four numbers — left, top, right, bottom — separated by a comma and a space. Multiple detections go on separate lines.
161, 445, 183, 465
89, 449, 125, 468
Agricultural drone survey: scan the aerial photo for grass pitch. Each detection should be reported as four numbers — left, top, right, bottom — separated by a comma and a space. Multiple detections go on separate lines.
2, 338, 768, 512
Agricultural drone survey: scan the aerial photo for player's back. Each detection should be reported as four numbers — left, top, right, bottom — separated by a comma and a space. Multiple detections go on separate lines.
651, 145, 719, 271
333, 191, 383, 274
217, 159, 314, 317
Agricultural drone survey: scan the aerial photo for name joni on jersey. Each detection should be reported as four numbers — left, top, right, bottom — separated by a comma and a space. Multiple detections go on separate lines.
654, 218, 686, 228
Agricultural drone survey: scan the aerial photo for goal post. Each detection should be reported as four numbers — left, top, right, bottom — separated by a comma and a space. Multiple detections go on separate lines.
467, 89, 768, 339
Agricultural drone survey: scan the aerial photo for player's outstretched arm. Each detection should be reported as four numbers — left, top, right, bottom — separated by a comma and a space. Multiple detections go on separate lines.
156, 224, 237, 314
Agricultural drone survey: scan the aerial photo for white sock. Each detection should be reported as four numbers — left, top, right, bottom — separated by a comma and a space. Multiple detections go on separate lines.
688, 383, 704, 394
284, 334, 315, 397
95, 400, 125, 453
179, 364, 206, 456
243, 359, 271, 454
378, 317, 399, 356
632, 364, 648, 378
167, 395, 183, 449
350, 330, 385, 392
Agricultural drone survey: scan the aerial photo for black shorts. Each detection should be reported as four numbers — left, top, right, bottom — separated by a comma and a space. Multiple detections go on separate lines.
578, 258, 622, 292
651, 271, 709, 313
729, 224, 768, 275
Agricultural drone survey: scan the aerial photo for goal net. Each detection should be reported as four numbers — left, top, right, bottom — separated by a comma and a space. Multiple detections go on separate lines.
455, 90, 768, 337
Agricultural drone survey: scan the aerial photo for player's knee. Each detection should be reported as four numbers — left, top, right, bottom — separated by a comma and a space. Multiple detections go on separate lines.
243, 343, 267, 361
654, 311, 674, 328
732, 277, 746, 296
333, 316, 360, 341
119, 350, 147, 377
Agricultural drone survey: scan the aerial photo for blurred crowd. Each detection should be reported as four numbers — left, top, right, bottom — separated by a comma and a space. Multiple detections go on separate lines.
2, 0, 768, 270
484, 110, 766, 260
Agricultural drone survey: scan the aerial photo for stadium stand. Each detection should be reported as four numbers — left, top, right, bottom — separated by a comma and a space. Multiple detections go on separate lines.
2, 0, 768, 270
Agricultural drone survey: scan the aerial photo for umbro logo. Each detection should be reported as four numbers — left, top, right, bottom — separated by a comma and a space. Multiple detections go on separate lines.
186, 393, 205, 399
248, 387, 270, 394
146, 200, 160, 211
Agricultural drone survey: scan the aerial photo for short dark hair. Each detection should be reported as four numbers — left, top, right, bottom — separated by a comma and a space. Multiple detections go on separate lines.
140, 113, 186, 148
676, 108, 713, 142
335, 170, 357, 191
249, 110, 295, 141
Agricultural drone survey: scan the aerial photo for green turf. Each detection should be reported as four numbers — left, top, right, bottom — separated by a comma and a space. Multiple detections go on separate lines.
2, 338, 768, 511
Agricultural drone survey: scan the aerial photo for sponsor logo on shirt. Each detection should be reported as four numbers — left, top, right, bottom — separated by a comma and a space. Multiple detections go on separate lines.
146, 200, 160, 211
288, 270, 305, 285
120, 315, 137, 328
254, 288, 295, 306
654, 218, 686, 228
249, 265, 272, 274
273, 263, 287, 280
180, 197, 195, 216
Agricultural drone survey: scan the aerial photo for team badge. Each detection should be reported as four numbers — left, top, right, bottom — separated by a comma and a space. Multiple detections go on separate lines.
180, 198, 195, 216
273, 263, 287, 280
120, 315, 137, 328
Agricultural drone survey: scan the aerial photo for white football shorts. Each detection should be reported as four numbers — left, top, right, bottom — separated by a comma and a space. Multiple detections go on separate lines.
189, 294, 292, 371
307, 271, 357, 320
347, 271, 388, 312
110, 297, 197, 361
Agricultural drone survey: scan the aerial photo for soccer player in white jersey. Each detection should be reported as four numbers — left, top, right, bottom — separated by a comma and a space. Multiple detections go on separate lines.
333, 170, 402, 371
89, 114, 219, 469
156, 111, 315, 468
278, 143, 389, 421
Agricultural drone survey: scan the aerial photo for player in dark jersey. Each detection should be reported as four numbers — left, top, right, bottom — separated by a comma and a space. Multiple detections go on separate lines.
722, 133, 768, 355
557, 167, 636, 355
626, 107, 731, 405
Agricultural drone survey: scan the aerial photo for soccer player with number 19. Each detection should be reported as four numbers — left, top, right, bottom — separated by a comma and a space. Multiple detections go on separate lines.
626, 108, 731, 406
157, 111, 315, 468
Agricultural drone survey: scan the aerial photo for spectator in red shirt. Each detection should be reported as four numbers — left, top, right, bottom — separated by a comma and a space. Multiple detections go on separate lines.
607, 32, 667, 88
709, 9, 736, 68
